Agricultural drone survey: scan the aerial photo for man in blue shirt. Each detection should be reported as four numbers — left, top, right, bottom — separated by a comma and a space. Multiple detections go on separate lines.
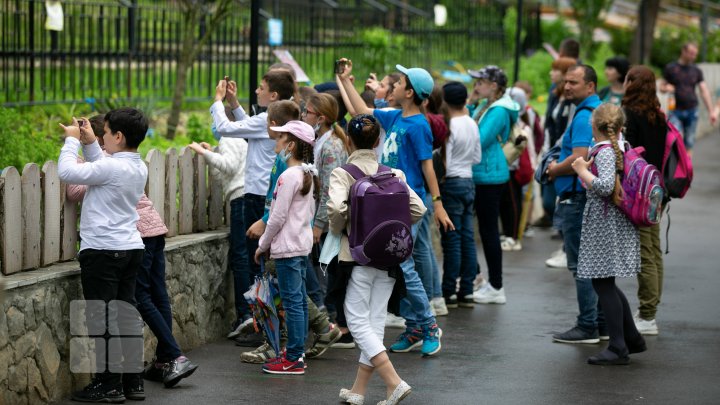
547, 64, 605, 344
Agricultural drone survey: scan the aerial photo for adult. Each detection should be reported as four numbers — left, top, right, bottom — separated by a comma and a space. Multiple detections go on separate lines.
622, 66, 668, 336
660, 42, 717, 152
541, 57, 577, 269
598, 56, 630, 105
547, 64, 605, 343
468, 66, 519, 305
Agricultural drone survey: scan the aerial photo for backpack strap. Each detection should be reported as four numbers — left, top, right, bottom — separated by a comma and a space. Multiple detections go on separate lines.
342, 163, 391, 180
341, 163, 366, 180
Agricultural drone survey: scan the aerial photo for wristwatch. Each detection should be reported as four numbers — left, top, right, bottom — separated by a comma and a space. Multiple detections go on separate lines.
432, 195, 442, 202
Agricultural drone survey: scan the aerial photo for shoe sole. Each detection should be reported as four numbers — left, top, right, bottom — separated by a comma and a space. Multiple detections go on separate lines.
163, 364, 198, 388
262, 368, 305, 375
458, 301, 475, 308
588, 357, 631, 366
330, 342, 357, 349
125, 392, 146, 401
599, 336, 610, 341
71, 395, 126, 403
389, 340, 423, 353
385, 323, 407, 329
473, 298, 506, 304
444, 303, 458, 309
638, 329, 659, 336
552, 337, 600, 344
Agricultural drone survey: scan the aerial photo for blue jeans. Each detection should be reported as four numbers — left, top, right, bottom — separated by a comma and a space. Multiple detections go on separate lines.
243, 193, 265, 297
414, 193, 442, 300
135, 236, 182, 362
440, 178, 478, 298
230, 197, 250, 320
304, 255, 324, 307
555, 193, 601, 331
669, 108, 699, 150
275, 257, 308, 361
399, 224, 436, 330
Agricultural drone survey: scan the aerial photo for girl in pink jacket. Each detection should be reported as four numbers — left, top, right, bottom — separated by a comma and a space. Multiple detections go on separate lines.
254, 121, 318, 375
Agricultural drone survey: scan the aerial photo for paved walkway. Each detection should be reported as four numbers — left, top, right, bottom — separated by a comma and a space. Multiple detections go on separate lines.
60, 134, 720, 405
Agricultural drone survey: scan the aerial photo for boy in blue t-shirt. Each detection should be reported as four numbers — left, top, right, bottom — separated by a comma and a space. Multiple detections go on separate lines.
337, 59, 454, 357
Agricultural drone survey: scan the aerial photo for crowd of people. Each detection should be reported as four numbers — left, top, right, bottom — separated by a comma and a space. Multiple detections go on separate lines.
56, 37, 709, 403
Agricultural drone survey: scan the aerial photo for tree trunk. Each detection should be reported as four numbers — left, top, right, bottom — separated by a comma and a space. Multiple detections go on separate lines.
629, 0, 661, 65
167, 10, 199, 140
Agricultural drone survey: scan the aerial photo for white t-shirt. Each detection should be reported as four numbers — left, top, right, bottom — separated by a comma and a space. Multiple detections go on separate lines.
445, 115, 482, 178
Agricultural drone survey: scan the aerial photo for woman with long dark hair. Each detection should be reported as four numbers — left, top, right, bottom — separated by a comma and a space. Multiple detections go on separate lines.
622, 65, 668, 336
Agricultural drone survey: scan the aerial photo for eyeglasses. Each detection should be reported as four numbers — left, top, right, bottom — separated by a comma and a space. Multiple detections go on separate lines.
302, 108, 319, 117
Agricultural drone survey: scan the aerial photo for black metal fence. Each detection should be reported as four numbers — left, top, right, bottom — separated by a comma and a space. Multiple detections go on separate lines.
1, 0, 520, 107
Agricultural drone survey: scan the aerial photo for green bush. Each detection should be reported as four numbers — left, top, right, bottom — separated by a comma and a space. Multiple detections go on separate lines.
0, 108, 62, 170
541, 18, 574, 52
186, 113, 215, 144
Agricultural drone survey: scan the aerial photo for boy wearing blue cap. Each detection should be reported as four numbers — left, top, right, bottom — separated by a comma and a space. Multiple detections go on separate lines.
336, 59, 454, 357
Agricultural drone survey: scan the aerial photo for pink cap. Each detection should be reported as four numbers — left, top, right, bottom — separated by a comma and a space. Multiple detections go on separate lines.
270, 120, 315, 146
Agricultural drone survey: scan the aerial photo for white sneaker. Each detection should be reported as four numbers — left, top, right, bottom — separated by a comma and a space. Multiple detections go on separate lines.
545, 249, 567, 268
634, 311, 659, 335
501, 237, 522, 251
385, 312, 407, 329
473, 277, 488, 292
227, 317, 253, 339
524, 227, 536, 238
431, 297, 449, 316
473, 284, 506, 304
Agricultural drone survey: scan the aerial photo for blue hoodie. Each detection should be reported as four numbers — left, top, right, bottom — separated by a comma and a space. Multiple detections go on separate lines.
470, 94, 520, 185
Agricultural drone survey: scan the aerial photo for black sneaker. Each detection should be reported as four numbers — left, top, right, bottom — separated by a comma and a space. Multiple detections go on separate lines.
122, 374, 145, 401
444, 295, 458, 309
71, 377, 125, 403
233, 331, 265, 347
457, 295, 475, 308
331, 332, 356, 349
162, 356, 198, 388
142, 358, 166, 382
552, 326, 600, 344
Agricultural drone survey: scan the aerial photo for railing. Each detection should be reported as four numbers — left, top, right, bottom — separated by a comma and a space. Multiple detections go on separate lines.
0, 0, 510, 106
0, 148, 227, 275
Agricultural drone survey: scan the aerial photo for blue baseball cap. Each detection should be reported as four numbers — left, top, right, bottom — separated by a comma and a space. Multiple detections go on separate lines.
396, 65, 434, 100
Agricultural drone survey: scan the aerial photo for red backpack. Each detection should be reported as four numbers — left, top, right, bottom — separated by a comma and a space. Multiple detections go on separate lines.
662, 120, 693, 199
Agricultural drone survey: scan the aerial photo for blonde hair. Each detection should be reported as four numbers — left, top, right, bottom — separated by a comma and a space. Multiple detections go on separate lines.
592, 103, 626, 206
307, 93, 349, 152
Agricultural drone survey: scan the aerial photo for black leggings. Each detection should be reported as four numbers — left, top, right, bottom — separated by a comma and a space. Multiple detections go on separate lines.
591, 277, 642, 352
500, 176, 523, 239
475, 184, 504, 289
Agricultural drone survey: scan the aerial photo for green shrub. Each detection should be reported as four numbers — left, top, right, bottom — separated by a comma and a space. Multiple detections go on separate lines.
541, 18, 574, 51
0, 108, 62, 170
186, 113, 215, 144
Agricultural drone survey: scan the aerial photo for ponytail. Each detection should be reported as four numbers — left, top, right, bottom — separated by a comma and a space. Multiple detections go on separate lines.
289, 134, 320, 199
332, 122, 350, 153
606, 123, 625, 207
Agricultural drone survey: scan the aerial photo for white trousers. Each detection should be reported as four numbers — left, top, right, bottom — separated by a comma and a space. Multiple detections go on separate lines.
344, 265, 396, 367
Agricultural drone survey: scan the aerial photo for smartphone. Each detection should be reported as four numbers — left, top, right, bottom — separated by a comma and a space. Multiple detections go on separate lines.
77, 119, 86, 128
334, 60, 346, 75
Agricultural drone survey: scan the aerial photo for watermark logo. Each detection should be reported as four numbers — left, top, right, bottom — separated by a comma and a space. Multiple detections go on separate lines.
69, 300, 144, 374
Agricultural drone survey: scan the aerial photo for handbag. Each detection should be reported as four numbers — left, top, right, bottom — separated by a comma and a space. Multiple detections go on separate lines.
501, 119, 528, 165
534, 143, 561, 184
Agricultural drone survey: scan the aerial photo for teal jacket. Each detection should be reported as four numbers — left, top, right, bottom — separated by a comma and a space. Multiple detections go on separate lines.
469, 95, 520, 185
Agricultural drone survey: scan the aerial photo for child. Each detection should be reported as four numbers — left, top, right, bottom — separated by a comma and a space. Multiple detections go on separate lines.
328, 114, 424, 405
58, 108, 148, 403
213, 69, 298, 347
254, 120, 318, 375
570, 103, 646, 365
337, 59, 452, 357
438, 82, 482, 308
66, 115, 198, 397
189, 105, 249, 339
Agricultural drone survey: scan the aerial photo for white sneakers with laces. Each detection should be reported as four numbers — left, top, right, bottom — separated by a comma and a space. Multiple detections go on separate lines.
545, 248, 567, 268
473, 284, 506, 304
634, 311, 659, 335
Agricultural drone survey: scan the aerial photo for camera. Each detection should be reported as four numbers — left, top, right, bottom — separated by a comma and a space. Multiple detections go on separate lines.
334, 60, 346, 75
77, 119, 86, 128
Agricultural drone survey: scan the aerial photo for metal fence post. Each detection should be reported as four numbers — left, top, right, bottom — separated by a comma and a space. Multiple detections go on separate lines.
249, 0, 260, 111
29, 0, 35, 102
513, 0, 522, 84
127, 0, 137, 99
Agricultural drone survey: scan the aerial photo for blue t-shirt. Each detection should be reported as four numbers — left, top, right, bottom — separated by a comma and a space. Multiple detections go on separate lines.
262, 155, 288, 224
554, 94, 601, 197
374, 109, 433, 199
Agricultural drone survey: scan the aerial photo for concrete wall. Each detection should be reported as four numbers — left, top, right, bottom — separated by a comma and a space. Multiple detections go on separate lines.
0, 230, 232, 404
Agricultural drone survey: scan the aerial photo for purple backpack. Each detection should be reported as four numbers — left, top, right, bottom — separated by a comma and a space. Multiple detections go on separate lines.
342, 164, 413, 269
590, 144, 664, 227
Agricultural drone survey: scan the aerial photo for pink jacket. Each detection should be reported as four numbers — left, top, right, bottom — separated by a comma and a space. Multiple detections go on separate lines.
258, 166, 315, 259
66, 156, 168, 239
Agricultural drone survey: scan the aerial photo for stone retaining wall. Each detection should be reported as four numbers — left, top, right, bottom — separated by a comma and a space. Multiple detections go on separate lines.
0, 230, 232, 404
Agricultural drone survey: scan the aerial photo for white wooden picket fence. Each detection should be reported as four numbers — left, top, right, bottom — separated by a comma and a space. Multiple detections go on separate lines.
0, 147, 229, 276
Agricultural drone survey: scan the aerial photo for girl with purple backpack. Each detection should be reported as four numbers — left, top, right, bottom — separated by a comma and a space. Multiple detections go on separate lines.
328, 115, 425, 405
570, 103, 646, 366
